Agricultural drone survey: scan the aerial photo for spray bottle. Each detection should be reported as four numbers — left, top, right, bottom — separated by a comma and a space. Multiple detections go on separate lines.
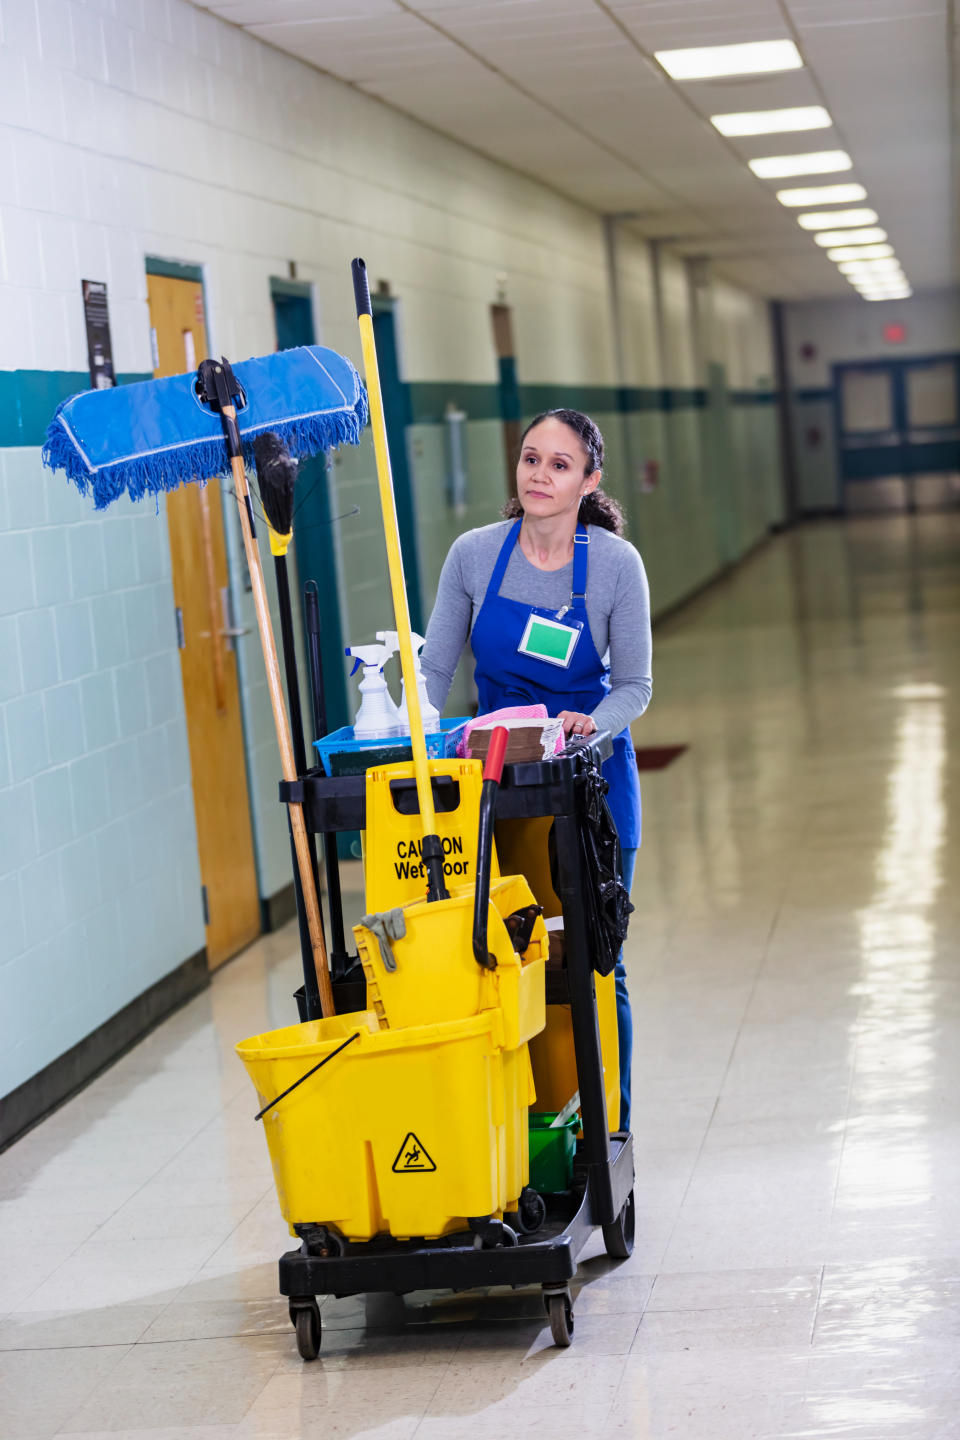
377, 629, 441, 734
345, 642, 404, 738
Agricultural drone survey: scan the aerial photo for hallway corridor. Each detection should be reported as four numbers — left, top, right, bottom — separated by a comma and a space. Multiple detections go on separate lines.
1, 514, 958, 1439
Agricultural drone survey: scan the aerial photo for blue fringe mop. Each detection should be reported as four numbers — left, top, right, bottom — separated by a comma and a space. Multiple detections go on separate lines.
41, 340, 369, 1021
42, 344, 368, 509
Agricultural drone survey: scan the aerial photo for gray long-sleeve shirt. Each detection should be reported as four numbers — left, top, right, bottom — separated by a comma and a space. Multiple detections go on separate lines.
420, 520, 652, 736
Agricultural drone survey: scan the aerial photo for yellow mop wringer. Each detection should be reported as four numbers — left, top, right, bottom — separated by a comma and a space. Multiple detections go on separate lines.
237, 260, 549, 1244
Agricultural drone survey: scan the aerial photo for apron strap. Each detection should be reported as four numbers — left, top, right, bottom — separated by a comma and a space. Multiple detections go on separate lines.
572, 523, 588, 602
482, 519, 522, 605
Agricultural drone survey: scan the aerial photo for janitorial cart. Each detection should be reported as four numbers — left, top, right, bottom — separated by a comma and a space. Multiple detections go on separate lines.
234, 260, 636, 1357
42, 257, 636, 1359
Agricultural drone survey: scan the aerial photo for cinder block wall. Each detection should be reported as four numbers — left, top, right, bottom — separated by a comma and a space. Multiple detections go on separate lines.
0, 0, 783, 1110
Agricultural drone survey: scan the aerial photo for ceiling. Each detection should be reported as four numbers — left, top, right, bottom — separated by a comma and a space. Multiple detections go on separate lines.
194, 0, 958, 300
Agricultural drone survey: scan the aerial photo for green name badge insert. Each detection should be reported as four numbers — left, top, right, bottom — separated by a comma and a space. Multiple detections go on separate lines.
517, 611, 582, 668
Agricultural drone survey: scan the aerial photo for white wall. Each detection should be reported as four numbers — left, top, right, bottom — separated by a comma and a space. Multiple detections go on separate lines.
784, 288, 960, 510
0, 0, 785, 1108
784, 290, 960, 389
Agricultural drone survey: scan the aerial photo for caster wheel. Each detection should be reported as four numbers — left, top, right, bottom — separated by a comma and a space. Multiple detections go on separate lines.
517, 1187, 547, 1235
602, 1189, 635, 1260
545, 1291, 574, 1347
292, 1302, 321, 1361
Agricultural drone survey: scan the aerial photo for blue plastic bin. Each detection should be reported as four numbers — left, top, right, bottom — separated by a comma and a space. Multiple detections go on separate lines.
313, 718, 470, 777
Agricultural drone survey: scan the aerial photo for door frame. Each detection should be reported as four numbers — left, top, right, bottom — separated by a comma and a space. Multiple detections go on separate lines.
268, 277, 350, 737
145, 255, 262, 962
371, 293, 424, 634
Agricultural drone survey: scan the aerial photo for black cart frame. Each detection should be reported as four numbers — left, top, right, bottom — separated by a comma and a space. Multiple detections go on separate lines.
276, 732, 635, 1353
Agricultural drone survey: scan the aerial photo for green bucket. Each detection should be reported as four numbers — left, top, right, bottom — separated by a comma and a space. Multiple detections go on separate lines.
529, 1111, 578, 1193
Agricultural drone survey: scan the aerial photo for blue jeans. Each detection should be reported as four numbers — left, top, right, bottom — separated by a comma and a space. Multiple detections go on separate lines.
615, 847, 638, 1133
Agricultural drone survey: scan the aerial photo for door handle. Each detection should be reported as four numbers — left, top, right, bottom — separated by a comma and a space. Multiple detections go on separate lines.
220, 588, 250, 650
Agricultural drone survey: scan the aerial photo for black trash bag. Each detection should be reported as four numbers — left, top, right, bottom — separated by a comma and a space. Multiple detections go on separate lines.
549, 749, 634, 976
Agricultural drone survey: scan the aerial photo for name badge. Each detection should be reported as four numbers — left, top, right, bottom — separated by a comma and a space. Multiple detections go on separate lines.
517, 610, 582, 668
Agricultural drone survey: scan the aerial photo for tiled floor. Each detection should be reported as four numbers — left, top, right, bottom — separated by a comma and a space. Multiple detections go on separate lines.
2, 513, 958, 1439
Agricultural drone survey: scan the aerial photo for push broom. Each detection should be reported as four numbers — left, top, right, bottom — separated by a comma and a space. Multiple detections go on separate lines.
43, 344, 369, 1017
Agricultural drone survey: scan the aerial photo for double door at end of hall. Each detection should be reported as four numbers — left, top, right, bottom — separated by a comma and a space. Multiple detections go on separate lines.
836, 355, 960, 512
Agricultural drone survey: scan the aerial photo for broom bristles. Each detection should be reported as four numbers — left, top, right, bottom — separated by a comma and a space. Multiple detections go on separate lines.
253, 431, 298, 537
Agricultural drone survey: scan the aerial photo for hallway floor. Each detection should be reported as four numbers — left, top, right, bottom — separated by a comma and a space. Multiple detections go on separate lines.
2, 514, 958, 1439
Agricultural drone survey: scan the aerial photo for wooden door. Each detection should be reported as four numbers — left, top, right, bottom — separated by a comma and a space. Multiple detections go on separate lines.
146, 272, 261, 968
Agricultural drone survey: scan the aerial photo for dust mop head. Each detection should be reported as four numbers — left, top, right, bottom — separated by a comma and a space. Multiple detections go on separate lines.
42, 345, 368, 511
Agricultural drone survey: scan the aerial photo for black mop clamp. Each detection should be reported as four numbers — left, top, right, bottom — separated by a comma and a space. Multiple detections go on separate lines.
197, 357, 245, 463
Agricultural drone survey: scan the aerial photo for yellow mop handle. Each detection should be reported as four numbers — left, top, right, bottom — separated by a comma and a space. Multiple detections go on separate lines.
352, 259, 438, 840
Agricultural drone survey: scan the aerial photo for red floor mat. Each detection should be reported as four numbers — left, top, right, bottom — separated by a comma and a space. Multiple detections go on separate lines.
635, 745, 689, 770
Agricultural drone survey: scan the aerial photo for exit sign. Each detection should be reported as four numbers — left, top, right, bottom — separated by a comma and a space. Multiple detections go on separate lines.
884, 322, 907, 343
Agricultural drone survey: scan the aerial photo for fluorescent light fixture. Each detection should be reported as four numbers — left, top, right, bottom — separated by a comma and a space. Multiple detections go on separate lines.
827, 244, 895, 260
656, 39, 802, 80
860, 290, 912, 301
848, 275, 907, 289
851, 280, 908, 293
853, 275, 909, 288
712, 106, 831, 137
815, 227, 887, 247
854, 279, 910, 292
748, 150, 851, 178
777, 183, 866, 206
797, 209, 877, 230
837, 258, 903, 274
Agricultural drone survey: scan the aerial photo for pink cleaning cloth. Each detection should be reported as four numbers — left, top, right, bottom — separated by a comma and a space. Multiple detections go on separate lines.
457, 704, 564, 757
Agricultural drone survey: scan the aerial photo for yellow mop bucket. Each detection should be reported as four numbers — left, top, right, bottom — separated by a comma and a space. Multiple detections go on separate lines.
355, 873, 548, 1046
236, 1008, 527, 1241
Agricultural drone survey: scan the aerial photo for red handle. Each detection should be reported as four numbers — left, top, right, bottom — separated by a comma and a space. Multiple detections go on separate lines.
482, 726, 509, 783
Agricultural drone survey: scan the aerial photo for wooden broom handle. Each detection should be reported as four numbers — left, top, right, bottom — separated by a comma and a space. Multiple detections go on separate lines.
226, 429, 334, 1019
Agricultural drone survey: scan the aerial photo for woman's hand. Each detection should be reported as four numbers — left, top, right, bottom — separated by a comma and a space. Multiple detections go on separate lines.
558, 711, 597, 739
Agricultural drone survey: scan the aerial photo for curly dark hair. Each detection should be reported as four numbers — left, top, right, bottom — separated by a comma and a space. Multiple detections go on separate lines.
502, 408, 625, 536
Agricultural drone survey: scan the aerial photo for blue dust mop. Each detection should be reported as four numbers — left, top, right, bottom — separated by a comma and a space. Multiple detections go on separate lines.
42, 344, 367, 510
43, 347, 369, 1019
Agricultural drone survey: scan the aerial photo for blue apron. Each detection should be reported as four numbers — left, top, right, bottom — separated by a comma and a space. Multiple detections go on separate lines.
471, 519, 641, 848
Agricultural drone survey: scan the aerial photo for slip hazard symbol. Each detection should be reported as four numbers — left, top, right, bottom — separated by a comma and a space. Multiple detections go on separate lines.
392, 1132, 436, 1173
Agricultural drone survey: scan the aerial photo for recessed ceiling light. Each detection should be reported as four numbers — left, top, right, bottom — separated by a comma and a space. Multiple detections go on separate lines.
797, 209, 877, 230
656, 39, 802, 80
748, 150, 852, 178
815, 228, 887, 247
777, 183, 866, 206
837, 258, 903, 274
711, 106, 831, 137
827, 244, 895, 260
859, 290, 912, 301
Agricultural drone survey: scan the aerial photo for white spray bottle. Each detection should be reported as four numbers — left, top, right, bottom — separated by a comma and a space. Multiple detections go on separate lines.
377, 629, 441, 735
345, 642, 404, 738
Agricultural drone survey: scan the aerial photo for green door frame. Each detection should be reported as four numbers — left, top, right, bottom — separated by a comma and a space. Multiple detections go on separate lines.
371, 294, 424, 633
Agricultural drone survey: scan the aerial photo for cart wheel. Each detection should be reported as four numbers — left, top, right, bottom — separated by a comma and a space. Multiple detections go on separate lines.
602, 1189, 635, 1260
545, 1291, 574, 1347
293, 1302, 321, 1361
517, 1187, 547, 1235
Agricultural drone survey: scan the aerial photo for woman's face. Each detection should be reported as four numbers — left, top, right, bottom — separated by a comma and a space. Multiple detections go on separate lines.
516, 418, 600, 521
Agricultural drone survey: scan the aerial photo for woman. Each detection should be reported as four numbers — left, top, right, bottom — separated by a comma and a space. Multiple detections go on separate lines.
420, 408, 652, 1130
